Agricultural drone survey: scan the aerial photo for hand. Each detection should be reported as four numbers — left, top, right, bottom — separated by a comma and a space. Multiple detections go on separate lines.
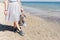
4, 10, 8, 16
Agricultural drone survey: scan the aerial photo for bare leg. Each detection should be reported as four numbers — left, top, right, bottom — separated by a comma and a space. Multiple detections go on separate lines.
15, 21, 21, 31
14, 22, 17, 28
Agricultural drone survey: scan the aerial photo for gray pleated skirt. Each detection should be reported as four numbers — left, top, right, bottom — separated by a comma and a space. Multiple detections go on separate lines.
5, 2, 21, 22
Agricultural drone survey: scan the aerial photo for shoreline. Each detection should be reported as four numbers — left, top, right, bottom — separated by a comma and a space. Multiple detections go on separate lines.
23, 6, 60, 17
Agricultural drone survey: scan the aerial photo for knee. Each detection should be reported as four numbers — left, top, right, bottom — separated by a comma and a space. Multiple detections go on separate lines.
14, 21, 18, 26
14, 21, 19, 25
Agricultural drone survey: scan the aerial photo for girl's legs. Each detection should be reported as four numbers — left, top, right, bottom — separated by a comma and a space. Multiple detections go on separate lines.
13, 21, 24, 36
14, 21, 21, 31
13, 22, 19, 32
14, 22, 17, 28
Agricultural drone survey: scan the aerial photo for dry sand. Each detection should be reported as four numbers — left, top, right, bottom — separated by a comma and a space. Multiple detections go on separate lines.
0, 3, 60, 40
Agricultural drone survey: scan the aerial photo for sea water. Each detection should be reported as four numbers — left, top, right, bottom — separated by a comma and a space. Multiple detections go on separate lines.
22, 2, 60, 11
21, 2, 60, 23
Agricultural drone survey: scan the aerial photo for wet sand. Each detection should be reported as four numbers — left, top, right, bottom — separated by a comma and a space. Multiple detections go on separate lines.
0, 3, 60, 40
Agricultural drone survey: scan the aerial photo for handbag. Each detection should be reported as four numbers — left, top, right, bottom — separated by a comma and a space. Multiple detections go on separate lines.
18, 14, 26, 26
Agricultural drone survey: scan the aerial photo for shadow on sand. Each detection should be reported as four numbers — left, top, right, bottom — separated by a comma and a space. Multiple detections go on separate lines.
0, 24, 16, 32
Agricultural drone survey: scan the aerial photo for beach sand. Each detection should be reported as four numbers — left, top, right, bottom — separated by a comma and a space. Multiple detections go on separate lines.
0, 3, 60, 40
